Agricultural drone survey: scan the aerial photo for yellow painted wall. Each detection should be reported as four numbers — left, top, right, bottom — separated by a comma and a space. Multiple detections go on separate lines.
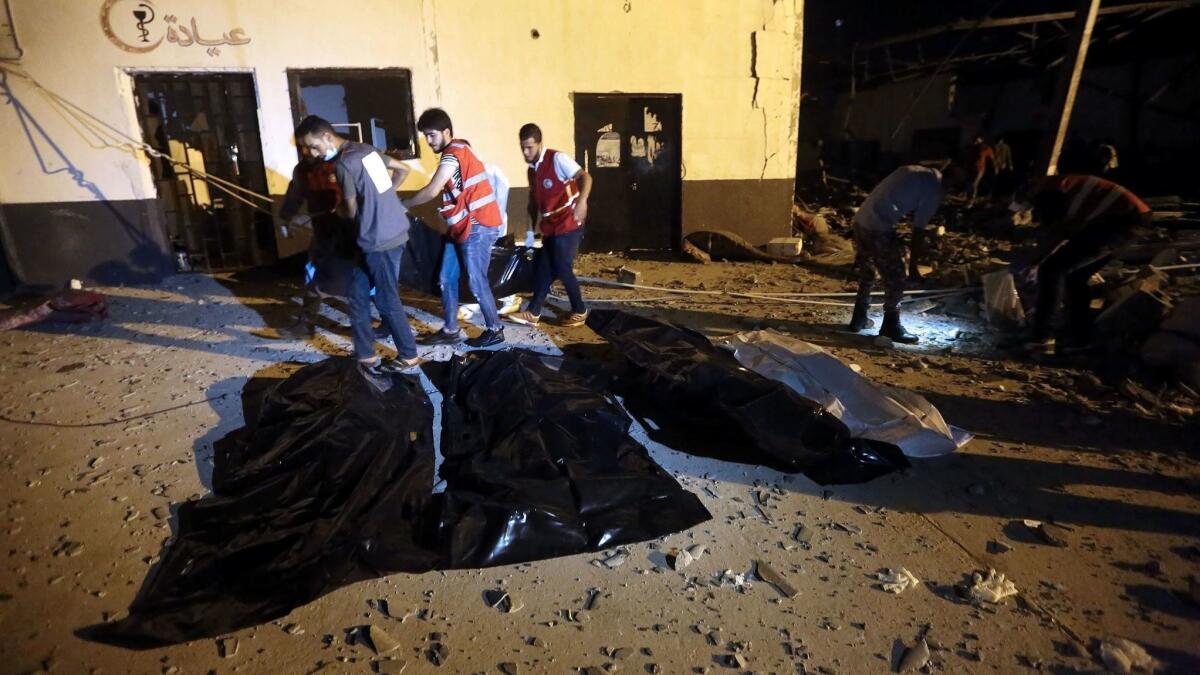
1, 0, 801, 245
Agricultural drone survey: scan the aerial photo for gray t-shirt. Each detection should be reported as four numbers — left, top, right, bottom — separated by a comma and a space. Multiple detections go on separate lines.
854, 165, 943, 233
334, 141, 409, 252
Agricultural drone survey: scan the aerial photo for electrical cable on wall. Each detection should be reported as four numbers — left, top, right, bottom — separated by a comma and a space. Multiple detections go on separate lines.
0, 64, 277, 214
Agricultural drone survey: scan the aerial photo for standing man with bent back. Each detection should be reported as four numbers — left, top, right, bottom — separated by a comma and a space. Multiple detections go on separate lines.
403, 108, 506, 349
295, 115, 420, 373
510, 122, 591, 327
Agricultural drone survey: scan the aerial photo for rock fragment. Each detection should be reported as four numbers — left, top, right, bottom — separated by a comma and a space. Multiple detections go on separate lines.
964, 568, 1018, 603
876, 567, 920, 594
754, 560, 799, 598
897, 638, 930, 672
1098, 637, 1159, 674
366, 624, 401, 654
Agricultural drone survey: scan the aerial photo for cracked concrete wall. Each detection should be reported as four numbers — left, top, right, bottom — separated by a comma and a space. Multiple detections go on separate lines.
1, 0, 802, 245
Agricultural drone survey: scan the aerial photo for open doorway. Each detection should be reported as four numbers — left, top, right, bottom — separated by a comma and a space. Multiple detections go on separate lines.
286, 69, 419, 158
132, 72, 275, 271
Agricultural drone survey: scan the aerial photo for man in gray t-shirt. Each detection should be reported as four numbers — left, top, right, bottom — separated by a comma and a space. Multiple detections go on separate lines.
334, 141, 410, 253
295, 115, 420, 373
848, 164, 964, 344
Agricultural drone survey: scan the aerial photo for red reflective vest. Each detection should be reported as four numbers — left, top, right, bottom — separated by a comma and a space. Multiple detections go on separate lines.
302, 160, 341, 214
1033, 175, 1149, 233
529, 148, 581, 236
438, 139, 502, 242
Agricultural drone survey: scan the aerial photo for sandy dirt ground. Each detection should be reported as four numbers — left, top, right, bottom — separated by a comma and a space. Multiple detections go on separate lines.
1, 253, 1197, 675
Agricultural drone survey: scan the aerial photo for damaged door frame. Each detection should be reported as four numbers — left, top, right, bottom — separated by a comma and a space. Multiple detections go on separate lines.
118, 67, 274, 270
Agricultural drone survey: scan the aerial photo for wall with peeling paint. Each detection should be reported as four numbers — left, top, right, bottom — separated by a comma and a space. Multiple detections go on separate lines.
1, 0, 801, 263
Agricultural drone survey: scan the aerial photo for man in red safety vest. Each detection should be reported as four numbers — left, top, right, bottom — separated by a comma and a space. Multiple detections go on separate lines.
509, 122, 592, 327
404, 108, 507, 349
1014, 174, 1153, 355
274, 149, 358, 338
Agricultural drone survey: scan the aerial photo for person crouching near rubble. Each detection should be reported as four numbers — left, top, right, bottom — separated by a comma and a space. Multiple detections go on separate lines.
1012, 174, 1152, 357
509, 123, 592, 327
404, 109, 507, 348
847, 163, 967, 344
295, 115, 422, 374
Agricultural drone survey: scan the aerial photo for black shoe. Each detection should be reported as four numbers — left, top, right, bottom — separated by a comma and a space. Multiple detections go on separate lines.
465, 328, 505, 348
272, 321, 315, 339
420, 329, 464, 346
879, 311, 919, 344
379, 356, 423, 373
846, 302, 872, 332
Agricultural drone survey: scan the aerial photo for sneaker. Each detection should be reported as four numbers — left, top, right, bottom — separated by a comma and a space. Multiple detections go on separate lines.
497, 295, 522, 315
1023, 337, 1056, 357
420, 329, 465, 346
509, 310, 540, 326
561, 311, 589, 327
378, 356, 423, 373
359, 356, 422, 377
275, 322, 315, 339
465, 328, 505, 348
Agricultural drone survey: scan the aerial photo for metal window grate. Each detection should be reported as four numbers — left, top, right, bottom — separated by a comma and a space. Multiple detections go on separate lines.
133, 72, 274, 271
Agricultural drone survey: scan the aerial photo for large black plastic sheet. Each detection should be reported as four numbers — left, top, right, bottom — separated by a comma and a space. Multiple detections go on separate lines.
585, 310, 910, 485
79, 359, 438, 648
428, 350, 711, 568
81, 351, 709, 648
401, 216, 536, 299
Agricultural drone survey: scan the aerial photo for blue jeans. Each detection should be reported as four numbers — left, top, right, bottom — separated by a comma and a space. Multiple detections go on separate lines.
529, 227, 586, 315
439, 225, 501, 332
349, 246, 418, 360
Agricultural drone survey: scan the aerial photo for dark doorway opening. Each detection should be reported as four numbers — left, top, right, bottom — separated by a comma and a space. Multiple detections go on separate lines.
286, 69, 419, 158
133, 72, 275, 271
573, 93, 682, 252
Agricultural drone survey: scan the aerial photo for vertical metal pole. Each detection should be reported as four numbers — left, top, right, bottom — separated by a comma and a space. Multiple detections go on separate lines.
1038, 0, 1102, 176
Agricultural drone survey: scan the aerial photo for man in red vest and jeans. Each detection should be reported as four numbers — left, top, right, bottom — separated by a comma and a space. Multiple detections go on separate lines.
510, 123, 592, 327
404, 108, 506, 348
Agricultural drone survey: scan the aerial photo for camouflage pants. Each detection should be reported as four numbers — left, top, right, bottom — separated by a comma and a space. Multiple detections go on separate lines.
853, 228, 906, 312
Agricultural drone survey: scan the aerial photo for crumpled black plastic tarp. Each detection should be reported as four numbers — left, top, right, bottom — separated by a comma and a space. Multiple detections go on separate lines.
428, 350, 711, 569
81, 351, 709, 648
78, 358, 438, 648
585, 309, 910, 485
402, 216, 536, 300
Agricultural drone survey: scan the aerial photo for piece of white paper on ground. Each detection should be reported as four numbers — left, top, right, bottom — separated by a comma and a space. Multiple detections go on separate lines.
716, 330, 970, 458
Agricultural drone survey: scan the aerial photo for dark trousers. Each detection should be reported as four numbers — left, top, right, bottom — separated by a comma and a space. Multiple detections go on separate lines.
1032, 214, 1148, 341
349, 246, 417, 360
853, 227, 906, 313
529, 227, 586, 315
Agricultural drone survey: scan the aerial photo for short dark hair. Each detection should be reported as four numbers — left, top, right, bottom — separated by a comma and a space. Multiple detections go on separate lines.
417, 108, 453, 135
295, 115, 335, 139
518, 123, 542, 143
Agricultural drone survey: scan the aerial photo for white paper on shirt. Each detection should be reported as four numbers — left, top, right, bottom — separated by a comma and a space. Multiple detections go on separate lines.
361, 152, 392, 194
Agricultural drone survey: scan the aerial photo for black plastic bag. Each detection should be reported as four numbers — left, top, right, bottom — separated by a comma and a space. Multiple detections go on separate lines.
79, 358, 437, 648
586, 310, 909, 485
401, 216, 535, 300
427, 350, 711, 569
82, 351, 709, 647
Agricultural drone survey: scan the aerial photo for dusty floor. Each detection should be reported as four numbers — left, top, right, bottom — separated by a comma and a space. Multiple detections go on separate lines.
1, 253, 1197, 675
